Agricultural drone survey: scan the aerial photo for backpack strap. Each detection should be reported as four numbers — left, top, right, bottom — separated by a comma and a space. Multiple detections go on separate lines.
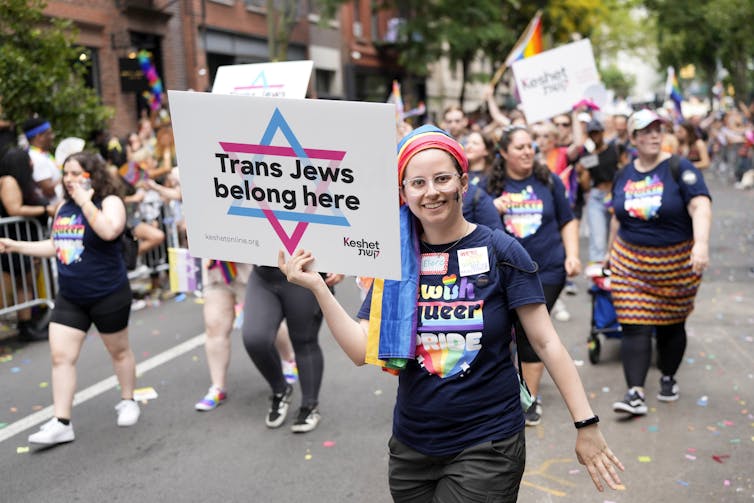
668, 154, 681, 182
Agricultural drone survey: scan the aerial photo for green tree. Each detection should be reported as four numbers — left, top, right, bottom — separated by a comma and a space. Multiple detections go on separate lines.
0, 0, 112, 140
601, 64, 636, 98
266, 0, 301, 62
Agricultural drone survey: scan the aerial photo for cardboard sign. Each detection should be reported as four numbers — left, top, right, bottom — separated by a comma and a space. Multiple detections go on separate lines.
211, 60, 314, 98
512, 39, 600, 123
168, 90, 401, 279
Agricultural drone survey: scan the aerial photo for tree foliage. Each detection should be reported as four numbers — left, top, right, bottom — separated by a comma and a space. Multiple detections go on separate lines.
0, 0, 112, 140
644, 0, 754, 100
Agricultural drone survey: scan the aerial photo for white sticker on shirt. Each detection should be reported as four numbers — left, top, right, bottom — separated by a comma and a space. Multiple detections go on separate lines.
421, 253, 449, 275
457, 247, 490, 277
580, 154, 599, 169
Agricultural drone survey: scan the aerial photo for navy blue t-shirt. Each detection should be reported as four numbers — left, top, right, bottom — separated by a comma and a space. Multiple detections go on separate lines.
612, 157, 710, 246
358, 225, 545, 456
468, 171, 490, 194
499, 173, 573, 285
52, 198, 128, 302
462, 186, 503, 231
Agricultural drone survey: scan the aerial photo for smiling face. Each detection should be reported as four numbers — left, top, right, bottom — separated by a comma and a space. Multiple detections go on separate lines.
500, 129, 535, 180
401, 148, 467, 227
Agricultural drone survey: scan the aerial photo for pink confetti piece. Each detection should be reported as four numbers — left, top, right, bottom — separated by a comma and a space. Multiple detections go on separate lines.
323, 441, 336, 448
685, 454, 696, 460
724, 480, 730, 487
712, 454, 730, 463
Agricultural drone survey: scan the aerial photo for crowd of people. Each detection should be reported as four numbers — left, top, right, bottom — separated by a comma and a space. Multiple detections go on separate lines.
2, 86, 745, 500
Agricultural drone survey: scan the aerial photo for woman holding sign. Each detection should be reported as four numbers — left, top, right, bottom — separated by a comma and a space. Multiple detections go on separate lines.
279, 125, 623, 501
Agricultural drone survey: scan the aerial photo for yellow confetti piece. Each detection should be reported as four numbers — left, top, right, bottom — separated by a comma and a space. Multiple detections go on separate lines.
16, 446, 29, 454
39, 382, 49, 388
192, 355, 199, 362
638, 456, 652, 462
304, 453, 312, 460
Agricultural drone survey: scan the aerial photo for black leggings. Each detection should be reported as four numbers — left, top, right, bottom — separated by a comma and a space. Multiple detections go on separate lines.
620, 322, 687, 388
241, 267, 324, 408
515, 283, 563, 363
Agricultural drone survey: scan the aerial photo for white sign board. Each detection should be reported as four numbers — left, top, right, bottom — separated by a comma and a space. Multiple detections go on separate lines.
168, 90, 401, 279
512, 39, 600, 123
212, 60, 314, 98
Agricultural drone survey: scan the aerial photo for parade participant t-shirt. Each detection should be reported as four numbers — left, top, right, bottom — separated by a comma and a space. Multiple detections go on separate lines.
52, 199, 128, 302
499, 173, 573, 285
358, 225, 544, 456
462, 186, 503, 232
612, 157, 710, 246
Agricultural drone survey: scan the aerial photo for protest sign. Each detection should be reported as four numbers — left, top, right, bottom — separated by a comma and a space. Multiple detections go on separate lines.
512, 39, 600, 123
168, 90, 401, 279
211, 60, 313, 98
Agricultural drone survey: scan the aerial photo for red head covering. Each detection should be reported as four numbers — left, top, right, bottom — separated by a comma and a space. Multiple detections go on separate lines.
396, 125, 468, 186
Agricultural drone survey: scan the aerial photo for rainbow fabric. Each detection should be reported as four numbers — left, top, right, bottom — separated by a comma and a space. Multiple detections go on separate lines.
665, 66, 683, 120
504, 11, 543, 67
365, 125, 468, 372
391, 80, 404, 123
365, 204, 420, 371
138, 50, 164, 112
207, 259, 238, 285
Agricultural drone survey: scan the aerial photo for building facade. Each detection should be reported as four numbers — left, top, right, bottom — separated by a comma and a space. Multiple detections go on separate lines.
42, 0, 406, 137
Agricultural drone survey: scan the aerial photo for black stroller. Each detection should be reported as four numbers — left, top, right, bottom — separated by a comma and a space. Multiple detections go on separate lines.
586, 264, 622, 364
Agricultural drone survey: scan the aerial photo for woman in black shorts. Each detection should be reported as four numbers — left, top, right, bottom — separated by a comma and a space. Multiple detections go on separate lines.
0, 151, 140, 446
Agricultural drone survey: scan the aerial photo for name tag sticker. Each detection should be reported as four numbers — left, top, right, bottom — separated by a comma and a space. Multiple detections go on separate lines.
421, 253, 449, 275
457, 247, 490, 277
581, 154, 599, 169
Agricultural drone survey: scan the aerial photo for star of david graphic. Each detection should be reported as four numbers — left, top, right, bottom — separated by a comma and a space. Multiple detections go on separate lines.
232, 70, 285, 94
219, 108, 351, 255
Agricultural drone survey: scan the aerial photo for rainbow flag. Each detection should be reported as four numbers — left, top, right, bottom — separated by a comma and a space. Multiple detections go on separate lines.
665, 66, 683, 120
390, 80, 404, 123
504, 10, 543, 67
207, 259, 238, 285
365, 205, 420, 371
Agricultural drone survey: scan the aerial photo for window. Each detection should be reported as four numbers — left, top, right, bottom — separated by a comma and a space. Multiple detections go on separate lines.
315, 69, 335, 96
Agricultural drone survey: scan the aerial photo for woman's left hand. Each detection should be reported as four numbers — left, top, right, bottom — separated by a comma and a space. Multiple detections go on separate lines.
565, 255, 581, 277
575, 426, 625, 492
690, 241, 709, 275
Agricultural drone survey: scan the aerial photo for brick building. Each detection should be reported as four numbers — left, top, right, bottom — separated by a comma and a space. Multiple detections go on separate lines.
42, 0, 406, 137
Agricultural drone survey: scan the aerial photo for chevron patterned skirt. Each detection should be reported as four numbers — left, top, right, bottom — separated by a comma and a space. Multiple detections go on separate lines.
609, 236, 701, 325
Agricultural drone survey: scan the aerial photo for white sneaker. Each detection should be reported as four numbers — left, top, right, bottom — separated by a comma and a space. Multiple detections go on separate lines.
552, 298, 571, 322
28, 418, 75, 445
115, 399, 141, 427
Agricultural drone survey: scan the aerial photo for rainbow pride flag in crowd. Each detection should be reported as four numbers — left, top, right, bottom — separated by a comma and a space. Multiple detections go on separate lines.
504, 10, 543, 67
665, 66, 683, 120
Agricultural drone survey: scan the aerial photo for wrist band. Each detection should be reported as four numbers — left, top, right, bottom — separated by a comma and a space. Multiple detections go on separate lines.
574, 415, 600, 429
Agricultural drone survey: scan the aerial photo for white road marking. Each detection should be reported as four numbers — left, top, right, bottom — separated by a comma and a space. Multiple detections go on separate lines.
0, 333, 206, 444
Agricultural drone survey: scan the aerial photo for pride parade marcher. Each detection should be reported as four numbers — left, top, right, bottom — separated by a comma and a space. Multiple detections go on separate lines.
609, 109, 712, 416
0, 152, 140, 445
279, 125, 623, 501
487, 125, 581, 427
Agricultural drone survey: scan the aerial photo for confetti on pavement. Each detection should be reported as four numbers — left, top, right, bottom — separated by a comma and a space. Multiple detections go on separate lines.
16, 447, 29, 454
638, 456, 652, 462
323, 441, 336, 448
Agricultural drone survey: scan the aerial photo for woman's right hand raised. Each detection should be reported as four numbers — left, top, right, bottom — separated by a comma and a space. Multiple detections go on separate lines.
278, 249, 325, 291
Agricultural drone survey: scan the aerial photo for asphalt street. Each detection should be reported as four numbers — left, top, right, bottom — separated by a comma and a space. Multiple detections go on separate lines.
0, 173, 751, 502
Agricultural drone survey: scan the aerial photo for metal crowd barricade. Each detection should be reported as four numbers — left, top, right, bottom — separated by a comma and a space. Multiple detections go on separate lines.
127, 199, 181, 281
0, 216, 55, 318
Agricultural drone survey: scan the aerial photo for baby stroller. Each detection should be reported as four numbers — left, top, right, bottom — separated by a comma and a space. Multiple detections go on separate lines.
586, 264, 622, 364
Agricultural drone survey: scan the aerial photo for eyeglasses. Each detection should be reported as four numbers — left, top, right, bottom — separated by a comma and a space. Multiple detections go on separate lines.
402, 173, 460, 193
554, 121, 571, 127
